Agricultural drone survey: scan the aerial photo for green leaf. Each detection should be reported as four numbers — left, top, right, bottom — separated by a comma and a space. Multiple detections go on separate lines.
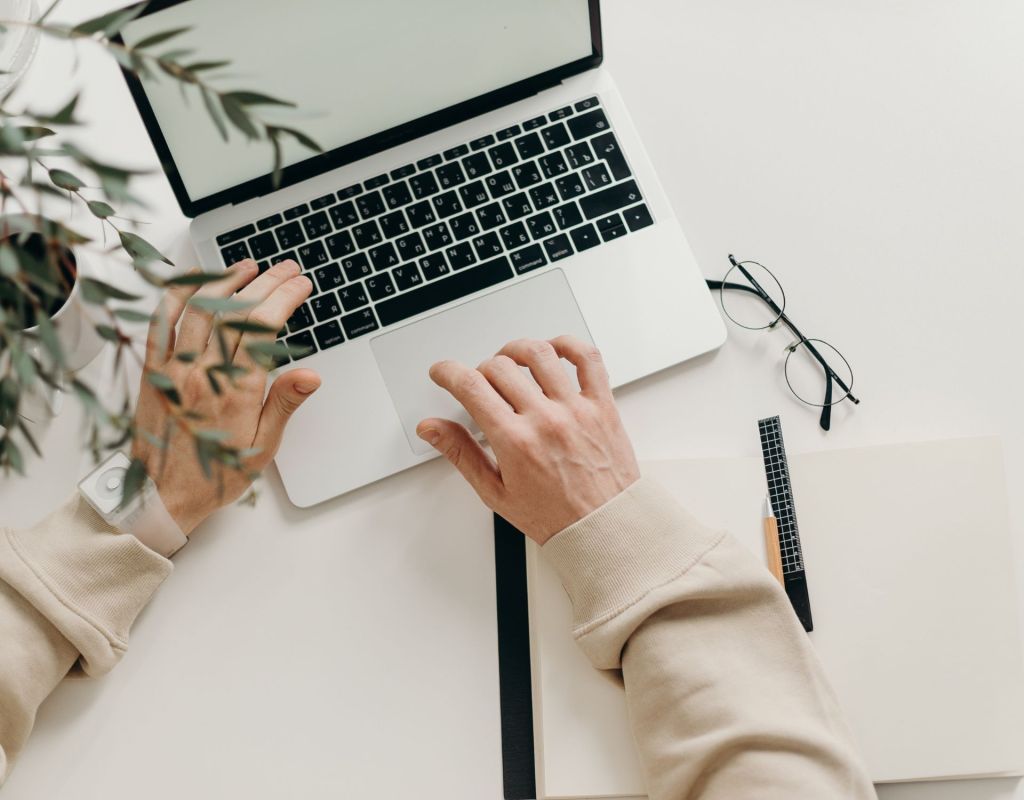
86, 199, 116, 219
146, 371, 176, 391
195, 438, 216, 478
200, 88, 228, 142
220, 95, 259, 140
270, 125, 322, 153
80, 277, 142, 303
118, 231, 172, 265
117, 458, 148, 511
0, 244, 18, 277
223, 91, 294, 108
17, 419, 42, 458
222, 319, 276, 334
0, 377, 19, 428
72, 5, 145, 36
113, 307, 153, 323
174, 351, 199, 363
2, 437, 25, 475
195, 429, 231, 442
20, 126, 56, 141
42, 94, 80, 125
36, 315, 65, 368
184, 60, 229, 73
133, 26, 191, 50
72, 379, 108, 423
187, 295, 253, 313
95, 324, 121, 342
48, 168, 85, 190
164, 270, 229, 286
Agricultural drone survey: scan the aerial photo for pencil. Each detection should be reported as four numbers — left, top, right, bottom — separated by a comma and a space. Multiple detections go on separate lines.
762, 496, 785, 586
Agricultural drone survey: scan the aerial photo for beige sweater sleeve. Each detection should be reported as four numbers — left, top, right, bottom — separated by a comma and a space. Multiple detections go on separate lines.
0, 496, 171, 785
542, 477, 877, 800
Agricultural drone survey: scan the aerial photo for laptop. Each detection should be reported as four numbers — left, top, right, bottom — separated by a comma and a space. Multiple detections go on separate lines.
119, 0, 726, 507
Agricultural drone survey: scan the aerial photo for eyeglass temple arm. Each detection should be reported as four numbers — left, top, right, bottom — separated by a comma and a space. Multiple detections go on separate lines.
705, 278, 860, 406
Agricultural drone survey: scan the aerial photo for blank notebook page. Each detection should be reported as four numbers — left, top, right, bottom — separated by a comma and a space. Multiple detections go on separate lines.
528, 437, 1024, 798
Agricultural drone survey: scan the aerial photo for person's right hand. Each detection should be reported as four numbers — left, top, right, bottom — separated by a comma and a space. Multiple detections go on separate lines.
416, 337, 640, 545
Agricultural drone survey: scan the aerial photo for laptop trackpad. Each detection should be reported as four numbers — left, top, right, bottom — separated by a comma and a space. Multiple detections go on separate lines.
371, 269, 593, 456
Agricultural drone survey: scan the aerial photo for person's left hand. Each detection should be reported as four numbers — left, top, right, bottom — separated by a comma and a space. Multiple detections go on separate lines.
131, 258, 320, 534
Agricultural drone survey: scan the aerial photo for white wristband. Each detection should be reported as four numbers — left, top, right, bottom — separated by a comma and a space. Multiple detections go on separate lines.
78, 452, 188, 559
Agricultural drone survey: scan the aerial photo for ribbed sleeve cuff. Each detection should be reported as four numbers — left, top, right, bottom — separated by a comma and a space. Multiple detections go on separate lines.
0, 495, 172, 675
541, 477, 725, 635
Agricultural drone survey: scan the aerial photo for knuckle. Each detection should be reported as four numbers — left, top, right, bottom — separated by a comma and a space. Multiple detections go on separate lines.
583, 344, 604, 364
529, 340, 555, 359
457, 371, 484, 396
248, 309, 279, 330
444, 442, 462, 467
275, 389, 302, 417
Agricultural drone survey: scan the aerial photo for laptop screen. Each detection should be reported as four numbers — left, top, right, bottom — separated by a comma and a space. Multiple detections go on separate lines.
120, 0, 596, 215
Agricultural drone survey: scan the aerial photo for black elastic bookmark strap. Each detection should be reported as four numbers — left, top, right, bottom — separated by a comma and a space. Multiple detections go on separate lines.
493, 513, 538, 800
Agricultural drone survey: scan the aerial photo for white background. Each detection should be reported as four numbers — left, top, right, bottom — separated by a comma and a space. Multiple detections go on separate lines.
2, 1, 1022, 798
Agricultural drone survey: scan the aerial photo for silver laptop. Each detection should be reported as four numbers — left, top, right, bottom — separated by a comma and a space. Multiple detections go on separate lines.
120, 0, 726, 507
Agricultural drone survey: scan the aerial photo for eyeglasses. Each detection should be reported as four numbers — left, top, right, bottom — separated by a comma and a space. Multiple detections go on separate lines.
706, 255, 859, 431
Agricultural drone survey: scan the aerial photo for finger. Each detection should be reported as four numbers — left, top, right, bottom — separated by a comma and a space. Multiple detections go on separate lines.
476, 355, 544, 412
205, 259, 302, 365
251, 368, 322, 467
428, 360, 515, 437
497, 338, 575, 400
549, 335, 612, 401
233, 273, 314, 372
416, 418, 504, 505
174, 260, 259, 356
146, 271, 202, 368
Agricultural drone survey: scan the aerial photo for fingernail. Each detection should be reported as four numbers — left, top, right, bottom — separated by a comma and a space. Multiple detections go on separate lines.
417, 427, 440, 446
295, 381, 319, 395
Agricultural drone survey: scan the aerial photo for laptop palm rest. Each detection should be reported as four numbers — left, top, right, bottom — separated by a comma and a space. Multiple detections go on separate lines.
371, 269, 593, 456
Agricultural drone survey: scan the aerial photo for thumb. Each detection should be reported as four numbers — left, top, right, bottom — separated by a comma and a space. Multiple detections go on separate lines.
253, 369, 321, 465
417, 418, 504, 507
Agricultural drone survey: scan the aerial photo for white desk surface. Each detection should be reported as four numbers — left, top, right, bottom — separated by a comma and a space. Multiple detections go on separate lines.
3, 1, 1022, 798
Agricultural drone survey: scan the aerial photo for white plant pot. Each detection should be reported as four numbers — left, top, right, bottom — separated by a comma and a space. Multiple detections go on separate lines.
0, 0, 41, 92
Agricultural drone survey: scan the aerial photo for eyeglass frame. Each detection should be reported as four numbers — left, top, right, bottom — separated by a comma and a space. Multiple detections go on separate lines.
705, 255, 860, 432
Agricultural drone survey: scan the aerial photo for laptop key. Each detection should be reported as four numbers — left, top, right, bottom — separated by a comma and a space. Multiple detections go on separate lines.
497, 124, 522, 141
357, 191, 385, 219
416, 154, 443, 171
338, 184, 363, 199
543, 234, 574, 262
565, 142, 595, 169
579, 180, 643, 220
220, 241, 250, 266
488, 142, 518, 169
445, 241, 477, 270
472, 232, 503, 260
311, 193, 335, 210
369, 242, 400, 272
541, 123, 570, 150
500, 222, 531, 251
257, 261, 270, 274
365, 272, 396, 301
523, 115, 547, 131
510, 243, 547, 274
462, 152, 493, 180
591, 132, 632, 181
512, 161, 543, 189
248, 232, 279, 260
600, 221, 628, 242
422, 222, 453, 251
575, 96, 600, 112
540, 152, 569, 179
527, 211, 557, 241
302, 211, 332, 240
326, 230, 356, 259
406, 201, 436, 229
272, 250, 297, 266
597, 214, 624, 234
549, 106, 573, 121
449, 213, 480, 241
329, 200, 360, 229
275, 222, 305, 249
256, 214, 281, 231
364, 173, 390, 190
553, 202, 584, 231
311, 292, 342, 322
432, 190, 463, 219
471, 134, 496, 151
570, 223, 601, 251
375, 256, 514, 327
443, 144, 469, 161
313, 263, 345, 293
217, 224, 255, 246
568, 109, 610, 140
341, 253, 373, 282
623, 204, 654, 231
284, 203, 309, 220
486, 170, 516, 199
339, 282, 369, 311
419, 253, 451, 281
392, 263, 423, 291
477, 203, 506, 231
459, 180, 490, 209
529, 184, 559, 210
582, 163, 613, 191
286, 330, 317, 359
340, 308, 379, 339
314, 320, 345, 350
287, 302, 314, 332
391, 164, 416, 179
353, 221, 383, 249
380, 210, 410, 239
514, 132, 544, 160
298, 240, 328, 269
383, 181, 413, 210
409, 172, 440, 199
556, 173, 586, 201
396, 232, 426, 261
436, 162, 466, 189
502, 193, 533, 221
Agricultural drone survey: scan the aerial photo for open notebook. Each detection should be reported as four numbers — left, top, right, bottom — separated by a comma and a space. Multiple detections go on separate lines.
526, 437, 1024, 798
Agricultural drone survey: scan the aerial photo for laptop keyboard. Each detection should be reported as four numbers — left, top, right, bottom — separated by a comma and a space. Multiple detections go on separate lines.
214, 96, 654, 365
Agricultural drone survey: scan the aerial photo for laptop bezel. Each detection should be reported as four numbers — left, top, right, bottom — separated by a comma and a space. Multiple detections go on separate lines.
114, 0, 604, 219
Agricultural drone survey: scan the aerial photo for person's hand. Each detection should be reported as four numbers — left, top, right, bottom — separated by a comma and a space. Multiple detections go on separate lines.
416, 336, 640, 545
132, 259, 321, 534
